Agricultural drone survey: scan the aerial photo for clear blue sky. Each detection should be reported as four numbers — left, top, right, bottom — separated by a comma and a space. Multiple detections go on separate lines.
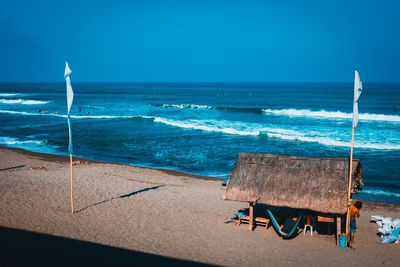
1, 0, 399, 83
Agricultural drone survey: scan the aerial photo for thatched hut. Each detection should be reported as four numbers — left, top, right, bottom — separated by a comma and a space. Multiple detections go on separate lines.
224, 153, 363, 242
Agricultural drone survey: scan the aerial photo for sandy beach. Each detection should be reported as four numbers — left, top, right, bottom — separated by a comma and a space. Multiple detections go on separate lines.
0, 147, 399, 266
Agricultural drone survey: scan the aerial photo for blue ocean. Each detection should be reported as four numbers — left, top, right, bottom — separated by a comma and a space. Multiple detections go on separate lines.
1, 83, 399, 203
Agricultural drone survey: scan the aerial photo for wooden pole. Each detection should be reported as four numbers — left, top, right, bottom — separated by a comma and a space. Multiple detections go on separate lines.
345, 126, 355, 235
249, 202, 254, 231
336, 217, 341, 246
70, 154, 74, 213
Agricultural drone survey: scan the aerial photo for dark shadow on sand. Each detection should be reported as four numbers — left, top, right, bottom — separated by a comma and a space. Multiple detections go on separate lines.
75, 185, 164, 213
0, 165, 26, 172
0, 226, 214, 267
119, 185, 163, 199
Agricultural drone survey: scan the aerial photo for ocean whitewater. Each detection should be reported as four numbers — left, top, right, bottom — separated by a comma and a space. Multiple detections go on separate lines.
0, 83, 400, 203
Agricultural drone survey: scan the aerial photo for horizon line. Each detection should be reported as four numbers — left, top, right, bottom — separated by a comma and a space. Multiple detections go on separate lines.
1, 81, 400, 85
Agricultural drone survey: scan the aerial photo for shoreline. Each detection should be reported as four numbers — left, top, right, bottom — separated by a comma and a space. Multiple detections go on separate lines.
2, 146, 399, 205
0, 146, 221, 182
2, 146, 399, 210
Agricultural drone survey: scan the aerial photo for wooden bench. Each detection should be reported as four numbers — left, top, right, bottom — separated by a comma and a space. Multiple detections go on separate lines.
237, 216, 270, 229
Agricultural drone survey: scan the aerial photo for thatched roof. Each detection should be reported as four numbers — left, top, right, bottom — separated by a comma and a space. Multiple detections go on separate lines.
224, 153, 363, 214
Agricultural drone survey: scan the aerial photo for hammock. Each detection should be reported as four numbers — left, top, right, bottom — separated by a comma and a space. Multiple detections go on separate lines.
266, 209, 304, 239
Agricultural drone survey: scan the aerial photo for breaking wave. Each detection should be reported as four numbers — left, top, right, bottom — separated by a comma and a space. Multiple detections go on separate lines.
0, 99, 49, 105
2, 108, 400, 150
0, 136, 59, 154
155, 104, 400, 121
152, 117, 400, 150
153, 104, 263, 114
0, 109, 147, 120
0, 93, 21, 97
0, 110, 149, 119
362, 189, 400, 198
153, 104, 210, 109
262, 108, 400, 123
265, 133, 400, 150
69, 114, 145, 119
0, 136, 44, 146
0, 110, 34, 116
153, 117, 260, 136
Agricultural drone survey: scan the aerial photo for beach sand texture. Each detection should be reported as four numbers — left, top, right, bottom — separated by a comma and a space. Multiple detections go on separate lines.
0, 147, 399, 266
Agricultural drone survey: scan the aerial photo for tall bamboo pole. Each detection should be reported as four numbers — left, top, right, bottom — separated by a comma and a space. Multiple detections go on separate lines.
65, 61, 74, 214
70, 154, 74, 213
345, 126, 355, 235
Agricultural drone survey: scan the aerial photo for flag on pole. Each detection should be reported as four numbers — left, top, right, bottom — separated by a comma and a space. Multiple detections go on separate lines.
64, 61, 74, 154
352, 70, 363, 128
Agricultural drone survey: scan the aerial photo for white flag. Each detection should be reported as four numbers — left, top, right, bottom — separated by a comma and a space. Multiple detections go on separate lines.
64, 61, 74, 154
64, 61, 74, 115
353, 70, 362, 128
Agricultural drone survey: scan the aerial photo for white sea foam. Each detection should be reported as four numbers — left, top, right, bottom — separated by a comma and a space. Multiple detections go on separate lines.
263, 108, 400, 123
209, 173, 230, 178
156, 104, 263, 113
160, 104, 211, 109
0, 136, 44, 146
362, 189, 400, 198
69, 114, 139, 119
159, 105, 400, 123
265, 133, 400, 150
152, 117, 319, 138
0, 109, 148, 120
0, 93, 20, 97
152, 117, 400, 150
0, 99, 49, 105
0, 110, 63, 117
2, 108, 399, 150
153, 117, 259, 136
0, 110, 32, 116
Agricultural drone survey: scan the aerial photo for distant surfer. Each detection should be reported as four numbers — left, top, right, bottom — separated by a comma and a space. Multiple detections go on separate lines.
38, 109, 42, 114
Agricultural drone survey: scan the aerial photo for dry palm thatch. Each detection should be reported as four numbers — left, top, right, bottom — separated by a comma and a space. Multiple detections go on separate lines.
224, 153, 363, 214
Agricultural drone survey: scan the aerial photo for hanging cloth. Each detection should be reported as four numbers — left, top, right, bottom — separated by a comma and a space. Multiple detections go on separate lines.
266, 209, 304, 239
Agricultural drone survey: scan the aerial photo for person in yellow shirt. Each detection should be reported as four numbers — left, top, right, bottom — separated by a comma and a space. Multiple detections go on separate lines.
349, 201, 363, 243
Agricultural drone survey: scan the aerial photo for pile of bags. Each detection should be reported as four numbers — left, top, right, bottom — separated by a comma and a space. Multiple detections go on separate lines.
371, 215, 400, 244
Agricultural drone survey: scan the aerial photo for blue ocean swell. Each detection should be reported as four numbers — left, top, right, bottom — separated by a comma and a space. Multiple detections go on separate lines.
0, 83, 399, 203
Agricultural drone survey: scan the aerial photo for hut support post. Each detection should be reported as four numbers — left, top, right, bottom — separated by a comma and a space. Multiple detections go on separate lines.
345, 126, 355, 236
248, 202, 254, 231
336, 217, 341, 246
